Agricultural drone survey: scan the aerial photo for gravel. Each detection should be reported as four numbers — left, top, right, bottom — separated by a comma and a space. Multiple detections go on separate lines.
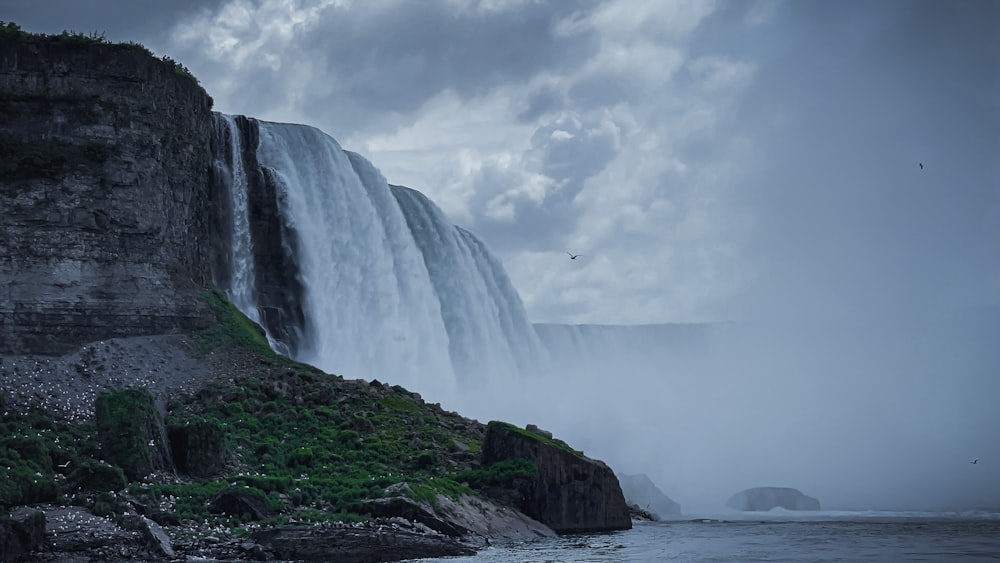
0, 335, 211, 422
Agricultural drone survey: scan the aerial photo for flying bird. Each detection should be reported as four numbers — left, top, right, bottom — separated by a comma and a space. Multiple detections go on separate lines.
567, 252, 581, 260
919, 162, 924, 170
970, 459, 979, 465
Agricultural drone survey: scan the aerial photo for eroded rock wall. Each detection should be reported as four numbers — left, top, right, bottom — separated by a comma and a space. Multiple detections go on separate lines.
0, 38, 216, 354
481, 421, 631, 534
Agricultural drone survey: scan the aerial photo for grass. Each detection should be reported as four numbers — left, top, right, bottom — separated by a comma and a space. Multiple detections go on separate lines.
490, 421, 584, 456
193, 289, 276, 357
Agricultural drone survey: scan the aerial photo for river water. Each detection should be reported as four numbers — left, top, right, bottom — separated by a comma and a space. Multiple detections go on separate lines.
427, 512, 1000, 562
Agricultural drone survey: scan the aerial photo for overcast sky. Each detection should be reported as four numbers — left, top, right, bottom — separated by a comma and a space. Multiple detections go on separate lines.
6, 0, 998, 325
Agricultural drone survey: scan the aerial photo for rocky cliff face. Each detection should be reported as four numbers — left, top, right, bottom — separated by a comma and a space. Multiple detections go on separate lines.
0, 37, 216, 354
481, 422, 631, 534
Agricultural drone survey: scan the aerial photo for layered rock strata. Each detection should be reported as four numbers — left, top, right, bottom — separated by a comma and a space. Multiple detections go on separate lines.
0, 38, 216, 354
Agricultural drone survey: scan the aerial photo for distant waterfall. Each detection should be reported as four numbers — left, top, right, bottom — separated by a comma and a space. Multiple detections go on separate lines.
212, 114, 261, 324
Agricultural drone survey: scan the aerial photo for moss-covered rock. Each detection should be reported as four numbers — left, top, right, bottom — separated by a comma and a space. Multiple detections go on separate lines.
95, 388, 173, 479
67, 460, 127, 493
480, 421, 631, 534
167, 417, 227, 478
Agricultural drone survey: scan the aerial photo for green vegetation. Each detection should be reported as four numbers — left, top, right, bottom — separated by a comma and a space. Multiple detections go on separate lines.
94, 388, 164, 479
490, 421, 583, 456
0, 408, 100, 507
453, 459, 538, 489
0, 291, 528, 532
193, 290, 277, 357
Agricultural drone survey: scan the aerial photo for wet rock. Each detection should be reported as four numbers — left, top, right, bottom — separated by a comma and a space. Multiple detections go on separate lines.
168, 417, 227, 477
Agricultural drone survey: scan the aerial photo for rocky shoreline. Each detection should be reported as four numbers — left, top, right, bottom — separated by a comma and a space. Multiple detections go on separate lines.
7, 503, 489, 562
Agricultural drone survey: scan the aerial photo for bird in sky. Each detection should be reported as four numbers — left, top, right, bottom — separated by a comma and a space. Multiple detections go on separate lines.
970, 459, 979, 464
567, 252, 581, 260
919, 162, 924, 170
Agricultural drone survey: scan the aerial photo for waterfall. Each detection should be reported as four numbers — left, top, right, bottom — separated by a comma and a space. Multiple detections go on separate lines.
212, 114, 555, 401
390, 186, 550, 384
212, 114, 261, 324
252, 120, 457, 398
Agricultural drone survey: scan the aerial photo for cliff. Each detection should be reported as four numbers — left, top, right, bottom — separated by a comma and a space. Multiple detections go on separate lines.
0, 32, 216, 354
480, 422, 631, 533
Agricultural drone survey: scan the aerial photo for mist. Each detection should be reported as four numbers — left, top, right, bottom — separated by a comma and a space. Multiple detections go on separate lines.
450, 0, 1000, 515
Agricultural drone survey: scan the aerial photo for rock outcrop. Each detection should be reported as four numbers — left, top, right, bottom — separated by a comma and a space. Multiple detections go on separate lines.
168, 417, 227, 477
726, 487, 821, 511
617, 473, 681, 518
95, 388, 174, 479
480, 421, 631, 533
0, 36, 216, 355
359, 482, 555, 541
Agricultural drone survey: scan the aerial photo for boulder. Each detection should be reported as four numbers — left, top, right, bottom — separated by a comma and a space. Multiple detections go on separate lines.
208, 488, 274, 521
124, 514, 175, 558
480, 421, 631, 533
359, 482, 555, 542
726, 487, 821, 511
168, 417, 227, 477
617, 473, 681, 518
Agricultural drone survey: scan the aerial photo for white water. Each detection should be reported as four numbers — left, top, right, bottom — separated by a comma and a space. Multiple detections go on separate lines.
211, 116, 555, 405
390, 186, 549, 387
251, 121, 455, 401
213, 114, 260, 324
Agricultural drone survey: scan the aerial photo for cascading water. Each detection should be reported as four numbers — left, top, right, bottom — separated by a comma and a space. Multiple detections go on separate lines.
391, 186, 550, 384
252, 120, 457, 400
213, 114, 553, 402
212, 114, 261, 324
